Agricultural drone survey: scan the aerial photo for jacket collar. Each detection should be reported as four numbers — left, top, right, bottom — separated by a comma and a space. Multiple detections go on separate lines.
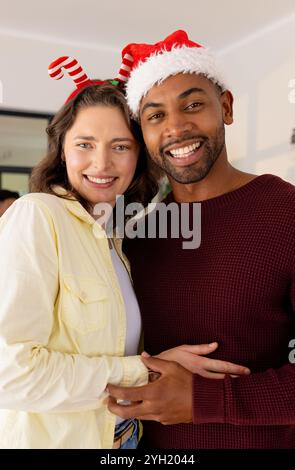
53, 187, 124, 252
53, 186, 98, 226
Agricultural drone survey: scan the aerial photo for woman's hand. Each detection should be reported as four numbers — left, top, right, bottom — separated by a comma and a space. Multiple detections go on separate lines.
142, 343, 250, 379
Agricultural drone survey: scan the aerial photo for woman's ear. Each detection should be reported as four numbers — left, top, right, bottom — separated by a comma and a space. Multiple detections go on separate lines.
221, 90, 234, 125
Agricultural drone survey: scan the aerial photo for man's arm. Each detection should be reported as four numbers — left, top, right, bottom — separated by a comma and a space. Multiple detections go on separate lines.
108, 356, 193, 424
108, 268, 295, 425
108, 356, 295, 426
194, 266, 295, 426
193, 362, 295, 425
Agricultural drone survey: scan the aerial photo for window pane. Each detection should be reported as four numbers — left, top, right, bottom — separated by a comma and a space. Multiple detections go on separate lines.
1, 172, 29, 195
0, 115, 48, 168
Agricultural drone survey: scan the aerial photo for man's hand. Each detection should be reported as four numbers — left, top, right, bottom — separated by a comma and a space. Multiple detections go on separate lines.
107, 356, 193, 425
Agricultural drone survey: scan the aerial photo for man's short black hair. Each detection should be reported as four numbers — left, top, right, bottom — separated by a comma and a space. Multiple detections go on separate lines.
0, 189, 20, 202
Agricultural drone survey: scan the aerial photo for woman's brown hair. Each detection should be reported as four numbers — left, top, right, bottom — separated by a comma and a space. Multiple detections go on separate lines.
30, 83, 159, 210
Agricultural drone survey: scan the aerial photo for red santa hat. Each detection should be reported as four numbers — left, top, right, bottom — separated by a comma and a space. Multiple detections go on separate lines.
116, 30, 227, 118
48, 56, 119, 103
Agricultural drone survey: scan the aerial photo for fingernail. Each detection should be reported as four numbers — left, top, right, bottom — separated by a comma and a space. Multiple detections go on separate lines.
209, 342, 217, 347
244, 368, 251, 374
141, 351, 150, 357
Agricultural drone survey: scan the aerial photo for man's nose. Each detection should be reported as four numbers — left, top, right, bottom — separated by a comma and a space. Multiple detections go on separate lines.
163, 113, 194, 139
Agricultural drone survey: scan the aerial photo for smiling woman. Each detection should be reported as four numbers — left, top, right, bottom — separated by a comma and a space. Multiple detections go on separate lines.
0, 80, 161, 449
30, 83, 158, 211
63, 105, 140, 207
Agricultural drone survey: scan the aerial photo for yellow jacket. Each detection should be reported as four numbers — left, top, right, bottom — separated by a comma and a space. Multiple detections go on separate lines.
0, 190, 148, 449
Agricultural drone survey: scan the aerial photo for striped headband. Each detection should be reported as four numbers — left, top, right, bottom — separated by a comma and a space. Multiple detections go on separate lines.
48, 56, 119, 103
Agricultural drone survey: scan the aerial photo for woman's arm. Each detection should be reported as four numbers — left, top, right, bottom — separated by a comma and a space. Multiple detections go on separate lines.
148, 343, 250, 379
0, 198, 147, 413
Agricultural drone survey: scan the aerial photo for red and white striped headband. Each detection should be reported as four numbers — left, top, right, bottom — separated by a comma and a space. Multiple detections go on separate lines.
117, 53, 134, 83
48, 56, 119, 103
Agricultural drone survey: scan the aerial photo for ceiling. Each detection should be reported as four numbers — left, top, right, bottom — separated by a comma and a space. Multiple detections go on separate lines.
1, 0, 295, 53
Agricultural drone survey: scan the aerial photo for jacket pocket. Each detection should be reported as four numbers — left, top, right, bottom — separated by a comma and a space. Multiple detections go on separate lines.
61, 276, 110, 334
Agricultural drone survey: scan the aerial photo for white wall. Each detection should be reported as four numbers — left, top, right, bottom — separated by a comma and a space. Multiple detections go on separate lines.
220, 13, 295, 184
0, 32, 119, 113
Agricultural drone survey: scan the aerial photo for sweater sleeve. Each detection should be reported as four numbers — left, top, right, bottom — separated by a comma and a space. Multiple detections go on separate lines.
193, 266, 295, 426
0, 199, 148, 414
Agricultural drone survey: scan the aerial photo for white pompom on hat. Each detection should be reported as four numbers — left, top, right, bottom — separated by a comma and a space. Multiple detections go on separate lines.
117, 30, 228, 118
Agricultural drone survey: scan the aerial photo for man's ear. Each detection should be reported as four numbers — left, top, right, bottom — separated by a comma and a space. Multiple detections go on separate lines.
221, 90, 234, 125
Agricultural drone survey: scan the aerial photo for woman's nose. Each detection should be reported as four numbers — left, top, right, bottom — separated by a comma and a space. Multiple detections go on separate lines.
92, 148, 112, 171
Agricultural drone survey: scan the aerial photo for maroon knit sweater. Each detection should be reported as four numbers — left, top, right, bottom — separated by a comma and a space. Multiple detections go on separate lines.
123, 174, 295, 449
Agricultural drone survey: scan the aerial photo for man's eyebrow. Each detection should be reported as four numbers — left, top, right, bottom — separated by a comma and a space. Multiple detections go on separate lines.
141, 87, 206, 116
141, 102, 163, 115
178, 87, 206, 99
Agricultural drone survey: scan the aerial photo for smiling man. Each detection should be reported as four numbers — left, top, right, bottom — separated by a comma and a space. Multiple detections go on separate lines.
107, 30, 295, 449
141, 74, 229, 184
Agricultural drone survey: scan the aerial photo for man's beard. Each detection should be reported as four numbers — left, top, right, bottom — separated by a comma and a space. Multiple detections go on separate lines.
149, 124, 225, 184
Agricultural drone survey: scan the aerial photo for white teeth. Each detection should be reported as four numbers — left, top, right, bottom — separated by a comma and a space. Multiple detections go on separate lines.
87, 175, 115, 184
169, 141, 201, 158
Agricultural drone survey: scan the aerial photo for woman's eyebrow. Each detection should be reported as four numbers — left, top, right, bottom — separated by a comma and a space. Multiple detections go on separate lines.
111, 138, 134, 143
73, 135, 96, 141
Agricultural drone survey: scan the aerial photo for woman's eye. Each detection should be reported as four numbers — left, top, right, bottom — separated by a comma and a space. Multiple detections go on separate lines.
114, 145, 130, 151
77, 143, 92, 149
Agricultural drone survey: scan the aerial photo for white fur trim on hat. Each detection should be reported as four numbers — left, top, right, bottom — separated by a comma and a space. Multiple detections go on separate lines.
126, 46, 228, 119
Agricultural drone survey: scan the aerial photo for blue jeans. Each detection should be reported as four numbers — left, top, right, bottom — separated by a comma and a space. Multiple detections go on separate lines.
114, 419, 139, 449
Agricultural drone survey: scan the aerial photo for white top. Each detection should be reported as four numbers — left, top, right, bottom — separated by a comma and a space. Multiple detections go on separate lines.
110, 242, 142, 424
110, 242, 142, 356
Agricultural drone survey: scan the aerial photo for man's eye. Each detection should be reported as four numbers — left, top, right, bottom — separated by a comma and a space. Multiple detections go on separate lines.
186, 102, 203, 110
148, 112, 164, 121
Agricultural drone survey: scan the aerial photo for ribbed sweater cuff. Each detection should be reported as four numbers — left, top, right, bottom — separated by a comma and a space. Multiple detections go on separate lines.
192, 375, 225, 424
